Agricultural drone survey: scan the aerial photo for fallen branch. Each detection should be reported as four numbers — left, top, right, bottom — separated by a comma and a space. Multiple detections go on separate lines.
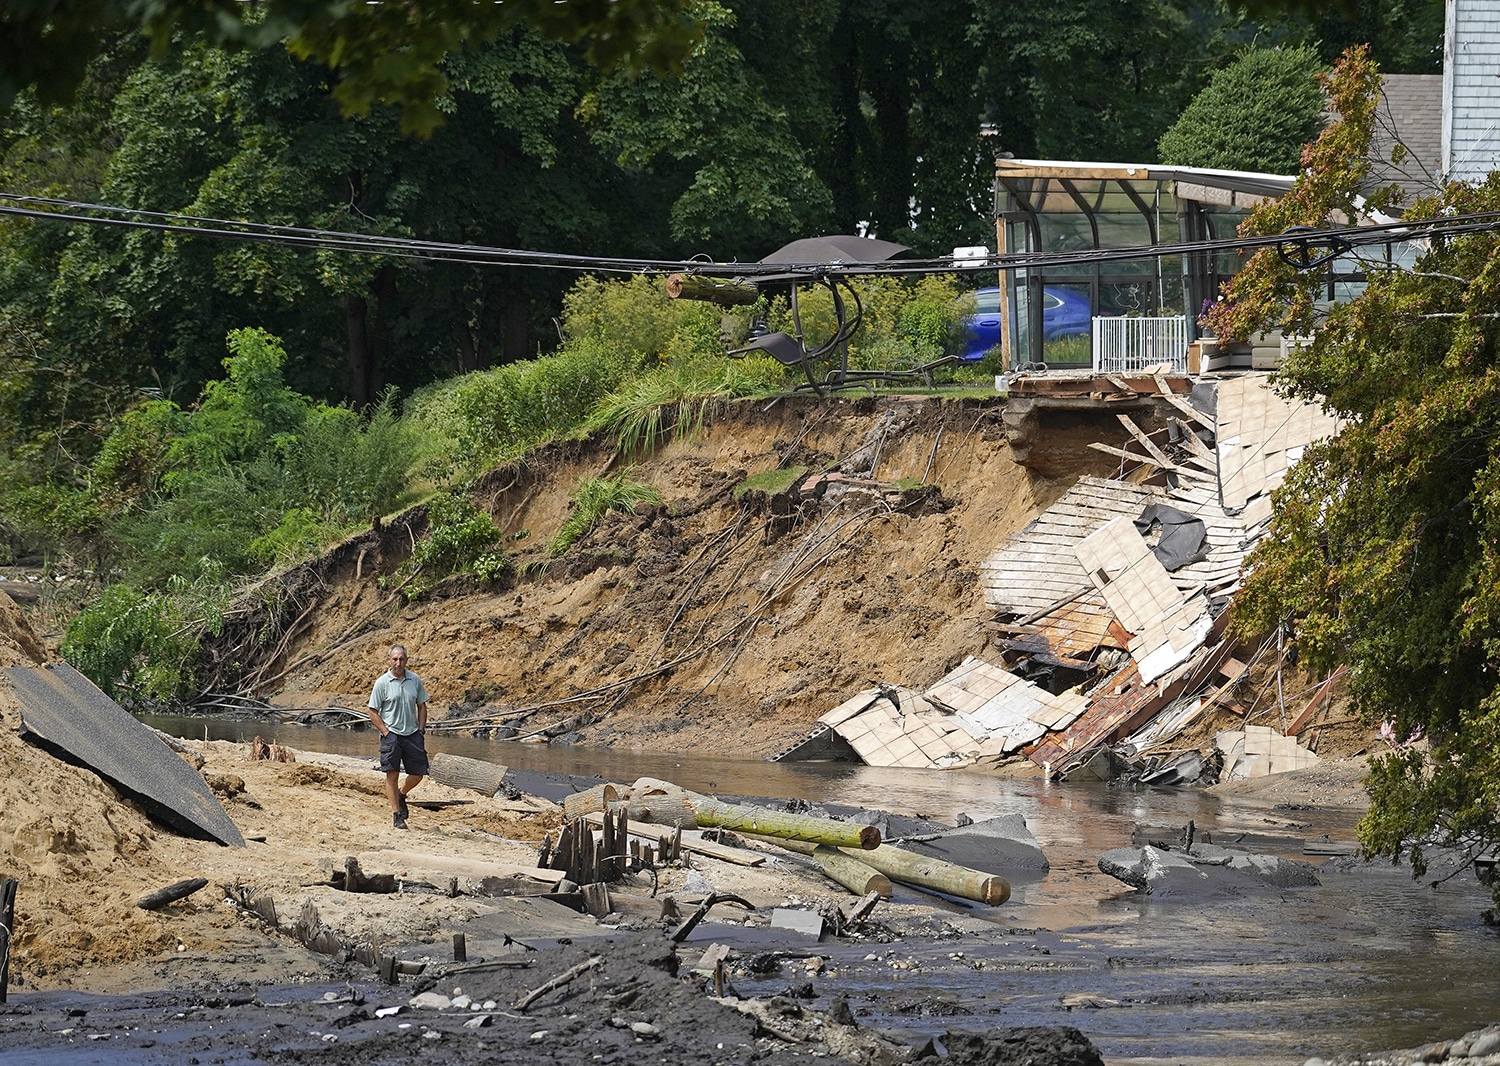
515, 954, 602, 1011
670, 891, 754, 943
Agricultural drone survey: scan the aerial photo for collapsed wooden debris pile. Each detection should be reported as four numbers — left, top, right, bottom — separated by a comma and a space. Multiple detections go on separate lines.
773, 375, 1343, 783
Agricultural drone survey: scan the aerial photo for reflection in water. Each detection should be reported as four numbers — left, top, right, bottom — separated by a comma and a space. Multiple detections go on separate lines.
147, 715, 1500, 1065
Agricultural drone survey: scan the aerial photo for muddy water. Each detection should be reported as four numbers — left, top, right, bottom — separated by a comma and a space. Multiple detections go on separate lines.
152, 716, 1500, 1066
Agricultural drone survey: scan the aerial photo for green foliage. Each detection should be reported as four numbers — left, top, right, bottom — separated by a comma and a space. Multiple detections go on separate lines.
734, 466, 808, 498
587, 355, 785, 457
61, 569, 227, 705
1228, 48, 1500, 904
1205, 45, 1386, 341
398, 492, 510, 599
408, 274, 780, 475
767, 275, 969, 376
551, 473, 661, 556
0, 0, 703, 130
1158, 44, 1326, 172
581, 2, 831, 251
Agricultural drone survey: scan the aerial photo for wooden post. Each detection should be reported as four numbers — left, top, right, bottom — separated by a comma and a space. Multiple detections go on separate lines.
136, 877, 209, 911
453, 933, 467, 962
0, 878, 14, 1003
749, 835, 1009, 906
812, 845, 892, 899
693, 798, 880, 850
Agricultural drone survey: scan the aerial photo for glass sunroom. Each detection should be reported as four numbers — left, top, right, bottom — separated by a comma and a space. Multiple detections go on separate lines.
992, 160, 1299, 371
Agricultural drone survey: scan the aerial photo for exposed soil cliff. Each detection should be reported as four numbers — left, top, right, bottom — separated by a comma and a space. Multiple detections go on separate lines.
249, 395, 1135, 759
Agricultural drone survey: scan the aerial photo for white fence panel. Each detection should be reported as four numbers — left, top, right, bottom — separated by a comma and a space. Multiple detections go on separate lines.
1091, 316, 1189, 374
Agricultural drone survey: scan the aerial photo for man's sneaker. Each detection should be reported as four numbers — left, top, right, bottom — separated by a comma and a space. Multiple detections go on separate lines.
393, 810, 408, 830
397, 792, 410, 820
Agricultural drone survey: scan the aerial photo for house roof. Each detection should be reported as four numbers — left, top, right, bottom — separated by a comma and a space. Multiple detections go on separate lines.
994, 158, 1297, 202
1369, 74, 1443, 203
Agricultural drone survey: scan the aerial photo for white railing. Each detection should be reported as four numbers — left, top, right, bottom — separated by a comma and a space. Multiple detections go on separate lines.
1091, 316, 1189, 373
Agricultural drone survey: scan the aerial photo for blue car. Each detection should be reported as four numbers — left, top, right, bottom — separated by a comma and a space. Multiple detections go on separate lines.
959, 286, 1091, 360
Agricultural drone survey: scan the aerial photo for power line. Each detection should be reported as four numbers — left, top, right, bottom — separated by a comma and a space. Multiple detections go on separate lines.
3, 192, 1500, 280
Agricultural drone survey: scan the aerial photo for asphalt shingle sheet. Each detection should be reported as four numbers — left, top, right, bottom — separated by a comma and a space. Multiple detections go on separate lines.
6, 662, 245, 847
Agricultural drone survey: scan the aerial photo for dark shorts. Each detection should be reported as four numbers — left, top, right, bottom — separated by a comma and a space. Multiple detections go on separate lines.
379, 730, 429, 776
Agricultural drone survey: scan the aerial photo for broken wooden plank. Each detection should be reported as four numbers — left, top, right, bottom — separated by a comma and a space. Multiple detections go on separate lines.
1116, 414, 1178, 470
1286, 665, 1349, 737
1089, 439, 1181, 472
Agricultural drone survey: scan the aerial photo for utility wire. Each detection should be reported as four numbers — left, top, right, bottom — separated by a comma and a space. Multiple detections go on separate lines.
2, 191, 1499, 279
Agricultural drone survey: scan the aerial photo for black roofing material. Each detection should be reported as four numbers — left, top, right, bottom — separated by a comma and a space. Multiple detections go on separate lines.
4, 662, 245, 847
1135, 503, 1209, 572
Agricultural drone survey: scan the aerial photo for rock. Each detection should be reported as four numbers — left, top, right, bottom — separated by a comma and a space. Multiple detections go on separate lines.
1101, 844, 1321, 896
1471, 1031, 1500, 1057
938, 1025, 1106, 1065
1225, 853, 1320, 888
906, 814, 1050, 875
408, 992, 453, 1010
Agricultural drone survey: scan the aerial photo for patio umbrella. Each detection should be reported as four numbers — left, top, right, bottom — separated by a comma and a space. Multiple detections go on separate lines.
759, 234, 909, 267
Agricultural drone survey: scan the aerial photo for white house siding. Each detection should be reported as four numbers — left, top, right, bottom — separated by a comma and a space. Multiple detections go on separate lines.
1444, 0, 1500, 181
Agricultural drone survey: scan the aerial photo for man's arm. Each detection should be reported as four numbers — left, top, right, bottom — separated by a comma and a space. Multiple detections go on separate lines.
367, 679, 389, 735
417, 701, 428, 733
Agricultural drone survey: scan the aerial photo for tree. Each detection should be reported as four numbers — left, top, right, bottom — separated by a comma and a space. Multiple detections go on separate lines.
579, 1, 834, 258
1217, 47, 1500, 904
1157, 44, 1326, 172
0, 0, 705, 134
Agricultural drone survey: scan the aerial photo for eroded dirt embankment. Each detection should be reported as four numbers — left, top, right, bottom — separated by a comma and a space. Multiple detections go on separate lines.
257, 395, 1129, 757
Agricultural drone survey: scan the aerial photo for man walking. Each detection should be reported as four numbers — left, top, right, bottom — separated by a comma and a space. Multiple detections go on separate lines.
366, 644, 429, 829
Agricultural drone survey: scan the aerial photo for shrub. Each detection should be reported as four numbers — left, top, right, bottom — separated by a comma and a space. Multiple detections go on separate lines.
1158, 45, 1326, 173
62, 570, 227, 705
397, 492, 509, 599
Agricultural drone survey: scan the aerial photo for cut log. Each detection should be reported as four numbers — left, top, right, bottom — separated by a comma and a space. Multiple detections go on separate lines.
664, 273, 760, 306
692, 798, 879, 850
613, 795, 696, 829
426, 752, 508, 797
748, 835, 1009, 906
812, 845, 892, 899
562, 783, 620, 821
136, 877, 210, 911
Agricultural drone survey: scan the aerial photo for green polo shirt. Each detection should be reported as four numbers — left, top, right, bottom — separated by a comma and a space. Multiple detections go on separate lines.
368, 669, 429, 735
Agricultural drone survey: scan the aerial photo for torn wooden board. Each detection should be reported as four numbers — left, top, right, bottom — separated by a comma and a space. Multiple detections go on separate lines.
1029, 660, 1189, 774
981, 476, 1162, 617
356, 849, 569, 885
991, 596, 1121, 668
5, 662, 245, 847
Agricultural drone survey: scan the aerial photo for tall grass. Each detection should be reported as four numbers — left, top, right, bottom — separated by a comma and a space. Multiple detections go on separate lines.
551, 473, 662, 556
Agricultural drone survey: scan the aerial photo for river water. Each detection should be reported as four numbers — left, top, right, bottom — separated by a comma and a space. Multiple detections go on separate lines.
150, 715, 1500, 1066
